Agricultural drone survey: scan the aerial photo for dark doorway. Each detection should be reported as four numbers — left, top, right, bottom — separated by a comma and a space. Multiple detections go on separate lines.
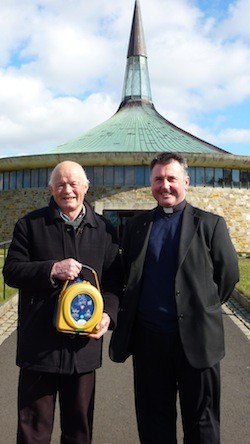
103, 210, 143, 243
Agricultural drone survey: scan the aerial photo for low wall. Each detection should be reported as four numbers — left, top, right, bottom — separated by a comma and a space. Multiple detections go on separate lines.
0, 186, 249, 253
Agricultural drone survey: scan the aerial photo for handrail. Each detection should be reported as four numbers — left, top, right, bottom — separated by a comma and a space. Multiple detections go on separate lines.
0, 240, 11, 301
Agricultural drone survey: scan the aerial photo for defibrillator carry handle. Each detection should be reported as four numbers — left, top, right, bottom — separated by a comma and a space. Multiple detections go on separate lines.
81, 264, 101, 293
61, 264, 101, 293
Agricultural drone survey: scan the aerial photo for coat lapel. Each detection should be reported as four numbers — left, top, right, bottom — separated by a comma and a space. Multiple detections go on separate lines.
124, 209, 155, 285
178, 203, 201, 268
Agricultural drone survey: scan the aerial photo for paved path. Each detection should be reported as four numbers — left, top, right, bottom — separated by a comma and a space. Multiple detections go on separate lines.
0, 295, 249, 443
0, 294, 18, 346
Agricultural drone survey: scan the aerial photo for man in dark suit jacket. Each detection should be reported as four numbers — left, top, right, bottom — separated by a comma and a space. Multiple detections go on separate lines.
110, 152, 239, 444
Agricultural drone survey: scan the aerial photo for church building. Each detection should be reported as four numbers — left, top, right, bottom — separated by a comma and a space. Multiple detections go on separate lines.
0, 0, 249, 251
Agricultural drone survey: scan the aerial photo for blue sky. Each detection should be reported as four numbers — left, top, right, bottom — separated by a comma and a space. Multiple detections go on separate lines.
0, 0, 249, 158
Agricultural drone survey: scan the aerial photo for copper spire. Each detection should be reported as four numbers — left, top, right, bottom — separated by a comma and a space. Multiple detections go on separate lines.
127, 0, 147, 57
121, 0, 152, 104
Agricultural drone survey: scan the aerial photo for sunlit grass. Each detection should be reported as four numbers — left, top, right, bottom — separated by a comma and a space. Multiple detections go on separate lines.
236, 257, 250, 300
0, 250, 17, 304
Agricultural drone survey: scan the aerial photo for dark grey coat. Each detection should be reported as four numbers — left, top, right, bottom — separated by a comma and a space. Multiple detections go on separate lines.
109, 203, 239, 368
3, 198, 121, 374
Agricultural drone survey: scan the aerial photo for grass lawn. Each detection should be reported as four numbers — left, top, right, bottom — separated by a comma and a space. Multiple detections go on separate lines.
0, 249, 17, 304
236, 257, 250, 300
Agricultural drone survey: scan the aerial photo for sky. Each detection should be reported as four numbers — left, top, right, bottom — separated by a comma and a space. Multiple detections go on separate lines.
0, 0, 250, 159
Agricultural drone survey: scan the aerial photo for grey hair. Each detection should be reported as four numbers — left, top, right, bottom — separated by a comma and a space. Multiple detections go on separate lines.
48, 161, 90, 186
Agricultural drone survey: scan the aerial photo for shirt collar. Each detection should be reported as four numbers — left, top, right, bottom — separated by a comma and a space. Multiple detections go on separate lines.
157, 200, 186, 218
59, 204, 86, 222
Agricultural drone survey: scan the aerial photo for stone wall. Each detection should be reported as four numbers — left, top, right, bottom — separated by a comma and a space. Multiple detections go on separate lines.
0, 186, 249, 253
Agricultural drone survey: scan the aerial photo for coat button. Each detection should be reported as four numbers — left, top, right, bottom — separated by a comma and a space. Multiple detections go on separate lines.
176, 291, 180, 296
178, 314, 184, 320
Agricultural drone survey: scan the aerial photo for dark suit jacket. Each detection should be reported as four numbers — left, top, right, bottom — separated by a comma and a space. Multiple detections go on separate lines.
110, 203, 239, 369
3, 198, 121, 374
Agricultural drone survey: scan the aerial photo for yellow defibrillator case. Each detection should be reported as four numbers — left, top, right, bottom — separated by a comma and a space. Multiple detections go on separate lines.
55, 265, 103, 334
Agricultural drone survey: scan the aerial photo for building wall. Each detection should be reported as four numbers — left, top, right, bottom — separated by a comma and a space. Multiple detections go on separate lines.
0, 187, 249, 253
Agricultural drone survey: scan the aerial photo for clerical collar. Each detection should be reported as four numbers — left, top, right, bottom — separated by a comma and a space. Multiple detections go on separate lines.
59, 204, 86, 222
163, 207, 174, 215
162, 200, 186, 215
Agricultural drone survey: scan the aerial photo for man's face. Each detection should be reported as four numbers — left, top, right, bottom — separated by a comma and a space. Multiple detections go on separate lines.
150, 160, 190, 208
49, 163, 89, 219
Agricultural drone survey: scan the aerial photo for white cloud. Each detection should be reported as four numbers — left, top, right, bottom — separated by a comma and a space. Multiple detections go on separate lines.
0, 70, 116, 156
215, 128, 250, 144
0, 0, 249, 158
218, 0, 250, 40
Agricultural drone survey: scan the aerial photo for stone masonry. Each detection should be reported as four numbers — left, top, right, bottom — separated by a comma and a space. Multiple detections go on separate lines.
0, 186, 249, 253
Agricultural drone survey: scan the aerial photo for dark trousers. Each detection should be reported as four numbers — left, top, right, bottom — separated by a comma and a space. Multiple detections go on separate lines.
133, 325, 220, 444
17, 368, 95, 444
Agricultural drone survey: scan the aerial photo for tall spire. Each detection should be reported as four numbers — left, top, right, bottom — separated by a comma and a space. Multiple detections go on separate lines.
121, 0, 152, 105
49, 0, 229, 157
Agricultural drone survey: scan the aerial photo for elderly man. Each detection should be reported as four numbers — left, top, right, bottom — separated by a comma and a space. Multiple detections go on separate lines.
3, 160, 121, 444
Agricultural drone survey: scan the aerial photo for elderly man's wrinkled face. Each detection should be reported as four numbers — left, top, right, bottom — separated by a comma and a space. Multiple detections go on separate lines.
150, 160, 189, 208
49, 162, 89, 220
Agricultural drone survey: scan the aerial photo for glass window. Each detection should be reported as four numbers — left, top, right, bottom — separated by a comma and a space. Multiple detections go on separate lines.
223, 169, 232, 187
196, 167, 205, 186
3, 172, 10, 190
1, 166, 249, 191
240, 170, 249, 189
104, 167, 114, 186
103, 210, 119, 229
205, 168, 214, 186
114, 166, 124, 186
214, 168, 223, 187
31, 169, 39, 188
188, 167, 195, 186
23, 170, 31, 188
104, 210, 144, 244
232, 170, 240, 188
9, 171, 17, 189
39, 168, 47, 187
16, 170, 23, 188
145, 167, 150, 186
135, 166, 144, 186
124, 166, 135, 186
94, 167, 104, 186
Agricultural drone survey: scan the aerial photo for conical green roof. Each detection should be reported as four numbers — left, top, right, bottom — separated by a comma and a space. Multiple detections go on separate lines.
51, 101, 226, 154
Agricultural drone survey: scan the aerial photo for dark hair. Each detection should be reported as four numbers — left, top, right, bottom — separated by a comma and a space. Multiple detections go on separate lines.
150, 152, 188, 175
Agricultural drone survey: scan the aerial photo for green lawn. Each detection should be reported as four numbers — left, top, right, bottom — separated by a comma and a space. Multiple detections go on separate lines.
236, 257, 250, 300
0, 249, 17, 303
